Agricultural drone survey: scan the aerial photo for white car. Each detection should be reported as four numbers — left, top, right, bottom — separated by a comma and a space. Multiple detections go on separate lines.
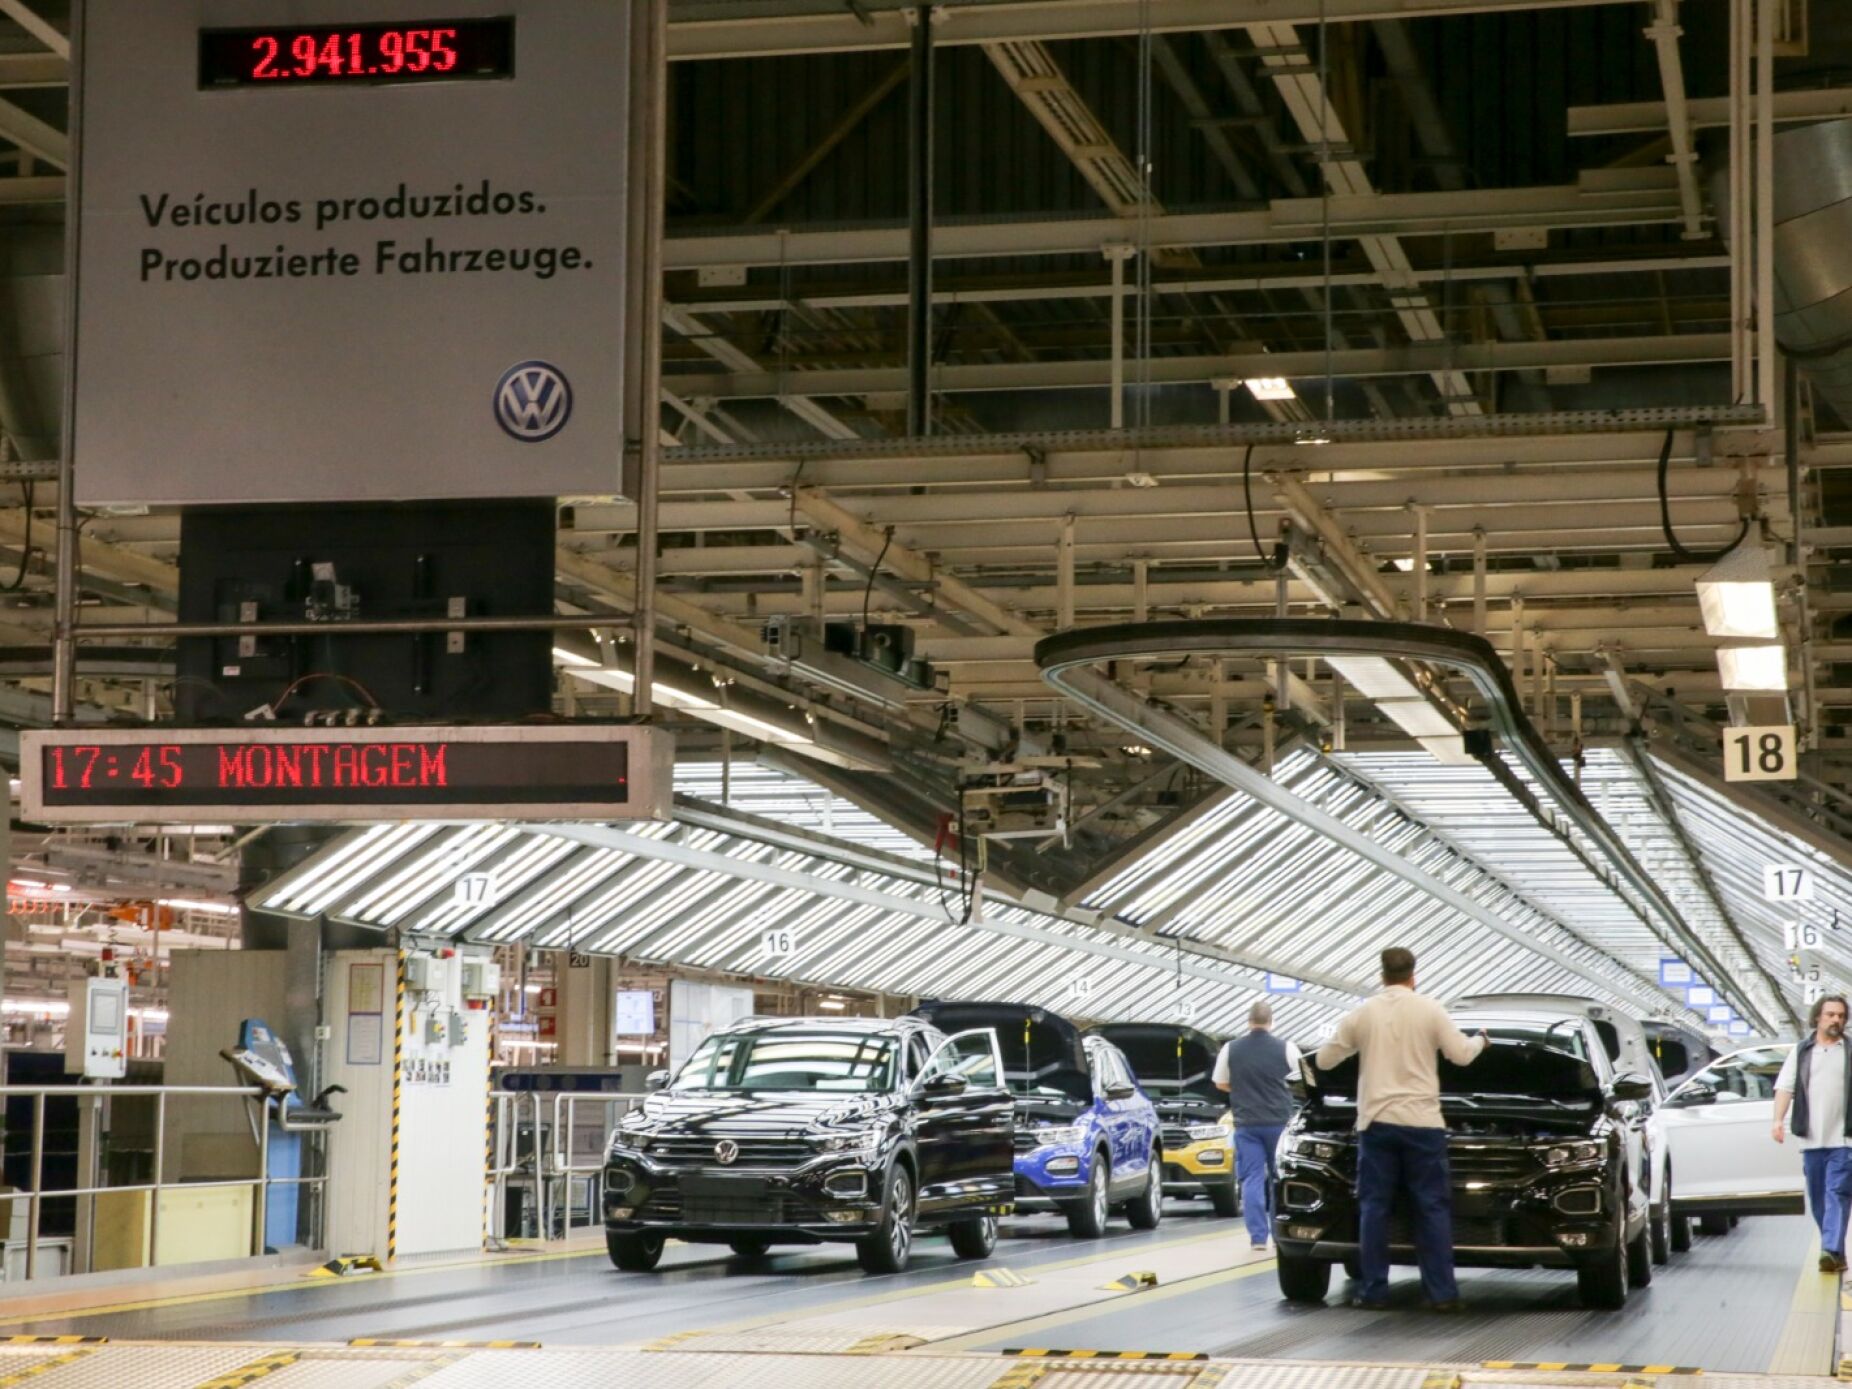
1450, 993, 1677, 1264
1657, 1043, 1802, 1235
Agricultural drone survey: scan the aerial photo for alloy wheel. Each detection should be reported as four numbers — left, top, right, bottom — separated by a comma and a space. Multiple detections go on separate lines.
1091, 1162, 1108, 1227
889, 1172, 913, 1263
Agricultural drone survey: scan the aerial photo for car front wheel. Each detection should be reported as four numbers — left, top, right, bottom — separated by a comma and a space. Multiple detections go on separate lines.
857, 1166, 916, 1274
1649, 1192, 1670, 1265
1670, 1207, 1692, 1253
607, 1230, 665, 1271
1576, 1235, 1628, 1309
1699, 1212, 1731, 1236
1125, 1151, 1164, 1229
1277, 1253, 1332, 1303
1065, 1154, 1111, 1238
1208, 1179, 1240, 1217
949, 1213, 998, 1259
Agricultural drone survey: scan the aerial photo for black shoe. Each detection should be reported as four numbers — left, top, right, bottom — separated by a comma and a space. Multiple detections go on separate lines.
1428, 1299, 1464, 1312
1821, 1252, 1847, 1274
1350, 1297, 1389, 1310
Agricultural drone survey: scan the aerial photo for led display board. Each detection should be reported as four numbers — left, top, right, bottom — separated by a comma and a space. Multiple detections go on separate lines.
21, 725, 674, 823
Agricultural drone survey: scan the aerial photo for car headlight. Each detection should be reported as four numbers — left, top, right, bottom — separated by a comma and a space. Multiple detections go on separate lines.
607, 1129, 647, 1156
1538, 1139, 1605, 1168
1027, 1125, 1087, 1147
819, 1129, 882, 1154
1283, 1133, 1345, 1162
1187, 1124, 1227, 1142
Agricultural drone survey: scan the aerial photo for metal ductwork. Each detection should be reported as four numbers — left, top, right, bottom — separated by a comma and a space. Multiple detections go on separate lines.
1730, 119, 1852, 426
0, 223, 63, 463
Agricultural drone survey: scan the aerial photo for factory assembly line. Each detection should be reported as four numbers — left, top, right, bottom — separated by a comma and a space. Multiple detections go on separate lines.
5, 0, 1852, 1386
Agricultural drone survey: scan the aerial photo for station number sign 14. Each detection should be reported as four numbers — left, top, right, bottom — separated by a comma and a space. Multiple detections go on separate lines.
1724, 724, 1797, 783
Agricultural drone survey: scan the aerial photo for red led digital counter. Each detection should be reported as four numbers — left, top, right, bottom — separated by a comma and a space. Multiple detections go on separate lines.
20, 726, 675, 825
199, 19, 515, 90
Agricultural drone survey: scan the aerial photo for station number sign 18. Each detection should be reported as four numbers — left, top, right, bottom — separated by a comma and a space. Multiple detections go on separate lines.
1724, 724, 1797, 783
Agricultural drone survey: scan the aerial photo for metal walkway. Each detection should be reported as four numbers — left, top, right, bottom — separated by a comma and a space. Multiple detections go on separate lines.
0, 1210, 1834, 1385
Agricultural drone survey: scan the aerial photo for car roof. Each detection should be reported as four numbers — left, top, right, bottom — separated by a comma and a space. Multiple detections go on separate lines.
715, 1015, 935, 1039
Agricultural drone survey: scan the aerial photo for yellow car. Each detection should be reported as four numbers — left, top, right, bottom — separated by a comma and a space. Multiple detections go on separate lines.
1092, 1024, 1241, 1217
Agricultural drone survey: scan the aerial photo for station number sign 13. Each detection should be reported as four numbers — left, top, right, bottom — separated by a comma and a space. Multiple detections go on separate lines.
1724, 724, 1797, 783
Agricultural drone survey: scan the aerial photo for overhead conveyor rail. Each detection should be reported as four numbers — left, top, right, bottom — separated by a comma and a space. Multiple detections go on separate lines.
1037, 619, 1794, 1032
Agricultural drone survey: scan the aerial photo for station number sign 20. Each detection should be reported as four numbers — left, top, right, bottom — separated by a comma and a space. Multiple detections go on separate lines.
1724, 724, 1797, 783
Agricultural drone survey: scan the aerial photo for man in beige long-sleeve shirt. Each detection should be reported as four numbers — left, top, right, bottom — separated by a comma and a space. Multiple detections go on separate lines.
1315, 947, 1486, 1309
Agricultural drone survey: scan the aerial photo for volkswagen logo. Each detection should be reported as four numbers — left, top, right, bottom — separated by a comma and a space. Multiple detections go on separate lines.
714, 1139, 740, 1166
494, 361, 573, 443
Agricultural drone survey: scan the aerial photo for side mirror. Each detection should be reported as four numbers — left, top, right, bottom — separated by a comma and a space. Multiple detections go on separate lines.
922, 1072, 968, 1099
645, 1069, 670, 1091
1668, 1080, 1716, 1108
1612, 1072, 1654, 1102
1104, 1083, 1137, 1101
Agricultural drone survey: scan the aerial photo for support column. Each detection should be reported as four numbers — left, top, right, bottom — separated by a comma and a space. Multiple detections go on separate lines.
554, 956, 616, 1068
1057, 514, 1077, 629
1471, 528, 1488, 636
907, 2, 935, 437
1105, 244, 1135, 429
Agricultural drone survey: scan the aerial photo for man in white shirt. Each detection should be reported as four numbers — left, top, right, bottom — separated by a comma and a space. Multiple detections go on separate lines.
1773, 994, 1852, 1272
1315, 947, 1486, 1310
1213, 1002, 1304, 1250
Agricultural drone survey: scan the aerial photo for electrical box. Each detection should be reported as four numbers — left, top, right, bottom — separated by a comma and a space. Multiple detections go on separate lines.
460, 958, 501, 1002
404, 954, 443, 994
66, 976, 130, 1079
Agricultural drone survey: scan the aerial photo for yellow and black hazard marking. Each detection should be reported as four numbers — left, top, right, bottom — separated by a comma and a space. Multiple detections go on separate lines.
0, 1337, 105, 1346
973, 1266, 1035, 1288
1097, 1270, 1159, 1292
0, 1348, 97, 1388
380, 1353, 467, 1389
642, 1331, 704, 1353
390, 951, 405, 1265
482, 1009, 497, 1249
307, 1255, 383, 1278
349, 1338, 540, 1350
989, 1364, 1050, 1389
1484, 1363, 1700, 1376
1004, 1348, 1210, 1361
194, 1350, 302, 1389
1420, 1375, 1462, 1389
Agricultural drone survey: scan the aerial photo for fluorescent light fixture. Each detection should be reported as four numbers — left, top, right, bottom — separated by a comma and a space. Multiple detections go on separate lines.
1326, 656, 1422, 703
1717, 643, 1788, 691
551, 645, 598, 669
1696, 544, 1779, 640
1245, 376, 1296, 401
1380, 699, 1456, 738
817, 999, 846, 1011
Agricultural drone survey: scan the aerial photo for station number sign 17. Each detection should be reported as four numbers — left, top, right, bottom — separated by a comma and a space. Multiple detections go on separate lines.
1724, 724, 1797, 783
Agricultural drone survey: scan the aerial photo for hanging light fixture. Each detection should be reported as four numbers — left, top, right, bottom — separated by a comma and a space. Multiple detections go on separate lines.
1696, 543, 1779, 640
1716, 643, 1788, 692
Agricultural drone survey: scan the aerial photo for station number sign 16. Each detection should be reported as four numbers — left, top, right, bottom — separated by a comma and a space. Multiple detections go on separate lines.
1784, 921, 1823, 952
1724, 724, 1797, 783
761, 929, 797, 958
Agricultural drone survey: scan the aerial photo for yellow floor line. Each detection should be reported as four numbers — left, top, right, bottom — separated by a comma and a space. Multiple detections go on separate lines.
1768, 1230, 1838, 1376
0, 1246, 608, 1329
925, 1259, 1278, 1354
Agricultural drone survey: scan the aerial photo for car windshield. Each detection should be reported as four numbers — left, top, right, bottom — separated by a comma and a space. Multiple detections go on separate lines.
1679, 1045, 1789, 1102
673, 1033, 899, 1094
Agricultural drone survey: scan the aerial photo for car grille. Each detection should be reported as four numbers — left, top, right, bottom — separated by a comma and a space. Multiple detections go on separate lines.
1389, 1213, 1503, 1247
1447, 1142, 1537, 1183
1161, 1125, 1196, 1149
1013, 1130, 1041, 1153
640, 1189, 811, 1225
643, 1136, 814, 1167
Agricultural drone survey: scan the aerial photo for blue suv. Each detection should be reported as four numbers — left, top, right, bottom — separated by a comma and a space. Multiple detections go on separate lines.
911, 1002, 1164, 1237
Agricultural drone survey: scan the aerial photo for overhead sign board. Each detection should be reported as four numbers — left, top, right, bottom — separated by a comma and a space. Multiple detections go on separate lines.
1658, 958, 1692, 987
1723, 724, 1797, 783
1764, 864, 1815, 903
69, 1, 630, 504
20, 724, 674, 823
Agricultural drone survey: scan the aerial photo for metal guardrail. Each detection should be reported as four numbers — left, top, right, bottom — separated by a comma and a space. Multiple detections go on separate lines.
0, 1083, 329, 1281
486, 1089, 647, 1244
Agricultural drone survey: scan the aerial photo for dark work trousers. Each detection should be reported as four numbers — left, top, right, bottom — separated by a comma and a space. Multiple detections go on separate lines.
1356, 1122, 1457, 1304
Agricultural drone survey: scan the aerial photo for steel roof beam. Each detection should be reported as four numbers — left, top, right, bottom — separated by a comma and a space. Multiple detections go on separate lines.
665, 177, 1684, 269
665, 333, 1729, 398
667, 0, 1625, 61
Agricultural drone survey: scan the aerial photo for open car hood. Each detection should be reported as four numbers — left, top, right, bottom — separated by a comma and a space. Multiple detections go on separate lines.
1092, 1023, 1222, 1105
1305, 1040, 1602, 1113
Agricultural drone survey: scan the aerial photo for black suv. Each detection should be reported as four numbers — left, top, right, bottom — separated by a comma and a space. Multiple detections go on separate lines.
1273, 1015, 1656, 1309
602, 1015, 1013, 1274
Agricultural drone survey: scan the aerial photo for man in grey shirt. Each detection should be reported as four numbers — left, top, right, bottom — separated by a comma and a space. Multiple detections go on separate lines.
1215, 1001, 1303, 1250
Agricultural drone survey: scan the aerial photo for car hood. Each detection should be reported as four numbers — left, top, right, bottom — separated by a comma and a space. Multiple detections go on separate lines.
1306, 1040, 1603, 1121
1152, 1095, 1227, 1124
1093, 1023, 1224, 1106
633, 1090, 901, 1136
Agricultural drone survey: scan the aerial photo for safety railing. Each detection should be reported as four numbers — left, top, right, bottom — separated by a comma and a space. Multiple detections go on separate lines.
485, 1088, 647, 1244
0, 1083, 329, 1281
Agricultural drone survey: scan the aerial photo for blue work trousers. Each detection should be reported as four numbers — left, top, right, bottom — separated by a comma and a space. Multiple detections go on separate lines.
1802, 1146, 1852, 1257
1357, 1122, 1457, 1305
1233, 1124, 1284, 1245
